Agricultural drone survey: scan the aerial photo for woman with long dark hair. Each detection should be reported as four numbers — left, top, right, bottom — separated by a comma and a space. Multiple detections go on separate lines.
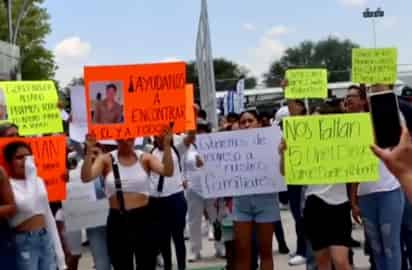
233, 110, 280, 270
81, 128, 174, 270
284, 103, 352, 270
4, 141, 66, 270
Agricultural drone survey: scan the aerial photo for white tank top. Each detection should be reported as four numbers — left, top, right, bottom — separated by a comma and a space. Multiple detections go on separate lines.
9, 177, 48, 227
105, 150, 150, 197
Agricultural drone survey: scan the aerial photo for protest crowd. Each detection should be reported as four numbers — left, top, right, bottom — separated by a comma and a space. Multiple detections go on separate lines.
2, 48, 412, 270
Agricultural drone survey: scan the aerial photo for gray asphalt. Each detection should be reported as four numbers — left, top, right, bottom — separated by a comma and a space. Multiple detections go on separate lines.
78, 210, 370, 270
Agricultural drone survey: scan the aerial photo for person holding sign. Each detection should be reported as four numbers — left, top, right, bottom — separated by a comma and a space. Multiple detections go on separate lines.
233, 110, 280, 270
77, 145, 112, 270
186, 119, 226, 262
346, 85, 405, 270
81, 129, 174, 270
149, 129, 196, 270
294, 103, 352, 270
283, 98, 308, 266
3, 141, 66, 270
0, 167, 17, 269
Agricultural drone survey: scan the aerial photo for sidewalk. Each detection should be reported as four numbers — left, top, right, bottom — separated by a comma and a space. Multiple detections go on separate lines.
78, 210, 371, 270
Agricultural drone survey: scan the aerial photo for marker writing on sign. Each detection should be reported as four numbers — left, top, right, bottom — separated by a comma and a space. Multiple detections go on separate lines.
287, 144, 370, 167
204, 174, 269, 194
288, 162, 376, 184
131, 106, 185, 123
128, 73, 185, 93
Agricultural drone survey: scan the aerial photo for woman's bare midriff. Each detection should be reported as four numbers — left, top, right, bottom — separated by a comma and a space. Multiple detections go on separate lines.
14, 215, 46, 232
109, 193, 149, 210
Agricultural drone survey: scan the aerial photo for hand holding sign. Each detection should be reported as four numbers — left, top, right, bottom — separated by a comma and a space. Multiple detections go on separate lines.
163, 124, 174, 148
85, 133, 97, 149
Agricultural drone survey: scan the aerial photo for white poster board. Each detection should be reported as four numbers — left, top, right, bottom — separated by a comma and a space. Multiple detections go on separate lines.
70, 86, 87, 124
69, 122, 88, 143
63, 181, 109, 232
69, 86, 88, 143
68, 86, 143, 145
188, 126, 286, 198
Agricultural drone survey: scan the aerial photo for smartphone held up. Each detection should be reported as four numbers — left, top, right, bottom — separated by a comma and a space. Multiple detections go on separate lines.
369, 90, 402, 148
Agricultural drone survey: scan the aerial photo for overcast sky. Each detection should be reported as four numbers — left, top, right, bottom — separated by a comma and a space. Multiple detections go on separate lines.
43, 0, 412, 86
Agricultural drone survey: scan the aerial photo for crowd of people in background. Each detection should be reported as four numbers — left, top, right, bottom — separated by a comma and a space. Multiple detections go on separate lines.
3, 82, 412, 270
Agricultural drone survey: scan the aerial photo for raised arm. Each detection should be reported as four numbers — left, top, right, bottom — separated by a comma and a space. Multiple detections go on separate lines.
81, 154, 107, 182
81, 135, 108, 182
144, 127, 174, 177
0, 168, 16, 219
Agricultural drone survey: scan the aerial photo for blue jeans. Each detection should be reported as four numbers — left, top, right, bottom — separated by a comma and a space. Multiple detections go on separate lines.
359, 188, 405, 270
150, 192, 187, 270
402, 193, 412, 270
288, 185, 306, 257
86, 226, 111, 270
0, 222, 16, 269
14, 228, 56, 270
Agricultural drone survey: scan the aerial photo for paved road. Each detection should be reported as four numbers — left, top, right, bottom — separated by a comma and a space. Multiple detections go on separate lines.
78, 209, 371, 270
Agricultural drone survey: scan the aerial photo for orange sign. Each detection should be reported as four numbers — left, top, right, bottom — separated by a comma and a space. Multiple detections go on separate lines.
185, 84, 196, 131
0, 136, 67, 202
84, 62, 189, 140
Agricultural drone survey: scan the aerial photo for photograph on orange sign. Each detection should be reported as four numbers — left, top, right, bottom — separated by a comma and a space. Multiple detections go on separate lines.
89, 81, 124, 124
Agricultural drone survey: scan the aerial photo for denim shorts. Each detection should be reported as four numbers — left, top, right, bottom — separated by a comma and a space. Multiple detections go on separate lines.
233, 193, 280, 223
14, 228, 57, 270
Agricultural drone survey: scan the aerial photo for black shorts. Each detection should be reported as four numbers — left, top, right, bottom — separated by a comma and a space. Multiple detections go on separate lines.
303, 195, 352, 251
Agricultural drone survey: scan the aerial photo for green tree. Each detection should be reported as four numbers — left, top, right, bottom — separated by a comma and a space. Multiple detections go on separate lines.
187, 58, 257, 99
264, 37, 359, 87
0, 0, 57, 80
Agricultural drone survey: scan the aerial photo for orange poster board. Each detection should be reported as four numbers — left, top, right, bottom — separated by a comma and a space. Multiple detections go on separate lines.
185, 84, 196, 131
84, 62, 189, 140
0, 136, 67, 202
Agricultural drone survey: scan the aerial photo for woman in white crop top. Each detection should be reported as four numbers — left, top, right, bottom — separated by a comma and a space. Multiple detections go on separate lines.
3, 141, 66, 270
81, 130, 174, 270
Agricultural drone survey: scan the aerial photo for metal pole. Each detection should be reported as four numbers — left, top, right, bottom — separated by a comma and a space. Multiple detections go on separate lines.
372, 18, 377, 48
5, 0, 13, 43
